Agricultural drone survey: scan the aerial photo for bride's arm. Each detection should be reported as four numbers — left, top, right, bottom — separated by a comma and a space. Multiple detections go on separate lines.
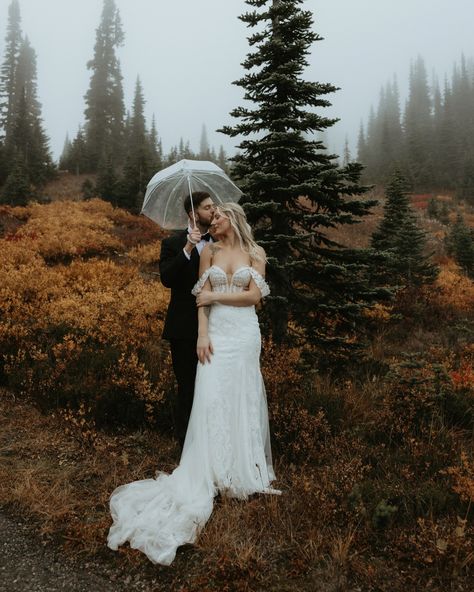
196, 246, 213, 363
196, 247, 268, 308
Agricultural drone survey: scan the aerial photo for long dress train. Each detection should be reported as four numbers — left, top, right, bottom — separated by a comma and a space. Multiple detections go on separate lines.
107, 266, 279, 565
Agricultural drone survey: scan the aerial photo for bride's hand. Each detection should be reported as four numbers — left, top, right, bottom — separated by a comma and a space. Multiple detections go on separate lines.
197, 335, 214, 364
196, 290, 215, 307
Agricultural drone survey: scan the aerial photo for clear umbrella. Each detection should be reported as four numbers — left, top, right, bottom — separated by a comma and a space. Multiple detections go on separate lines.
141, 159, 243, 229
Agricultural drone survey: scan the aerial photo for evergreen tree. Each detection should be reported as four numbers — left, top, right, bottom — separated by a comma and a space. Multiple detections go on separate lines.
392, 214, 438, 287
371, 171, 438, 287
199, 124, 210, 159
148, 113, 162, 170
164, 145, 179, 167
96, 151, 120, 204
403, 56, 434, 188
209, 145, 217, 163
59, 133, 72, 169
342, 135, 351, 166
4, 37, 55, 190
357, 121, 368, 165
220, 0, 384, 356
62, 126, 89, 174
431, 77, 445, 186
378, 78, 403, 178
438, 200, 450, 225
436, 79, 460, 189
1, 150, 30, 204
0, 0, 22, 139
119, 77, 154, 210
456, 157, 474, 205
84, 0, 125, 170
176, 138, 194, 160
427, 197, 438, 219
363, 106, 376, 174
371, 172, 412, 251
81, 178, 96, 200
446, 213, 474, 278
217, 144, 228, 172
16, 39, 54, 182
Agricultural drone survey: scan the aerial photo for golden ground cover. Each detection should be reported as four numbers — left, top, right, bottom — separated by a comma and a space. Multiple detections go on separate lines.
0, 193, 473, 591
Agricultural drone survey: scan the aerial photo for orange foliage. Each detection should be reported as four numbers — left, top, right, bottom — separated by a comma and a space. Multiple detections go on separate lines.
433, 262, 474, 313
0, 199, 171, 427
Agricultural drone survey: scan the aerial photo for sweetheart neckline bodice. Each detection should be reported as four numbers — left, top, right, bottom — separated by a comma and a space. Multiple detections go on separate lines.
209, 264, 253, 280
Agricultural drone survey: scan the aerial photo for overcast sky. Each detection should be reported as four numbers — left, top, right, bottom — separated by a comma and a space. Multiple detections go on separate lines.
0, 0, 473, 161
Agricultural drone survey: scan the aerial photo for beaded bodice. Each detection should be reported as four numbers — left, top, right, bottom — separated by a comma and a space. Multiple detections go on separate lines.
191, 265, 270, 297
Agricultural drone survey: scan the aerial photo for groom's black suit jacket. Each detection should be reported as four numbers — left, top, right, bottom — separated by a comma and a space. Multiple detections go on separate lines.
159, 230, 200, 340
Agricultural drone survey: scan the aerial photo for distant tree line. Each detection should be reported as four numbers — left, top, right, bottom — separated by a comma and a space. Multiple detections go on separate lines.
358, 55, 474, 201
59, 0, 230, 211
0, 0, 230, 209
0, 0, 55, 204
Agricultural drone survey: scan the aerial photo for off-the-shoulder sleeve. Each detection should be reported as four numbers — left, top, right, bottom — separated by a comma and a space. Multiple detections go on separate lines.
191, 268, 211, 296
248, 268, 270, 298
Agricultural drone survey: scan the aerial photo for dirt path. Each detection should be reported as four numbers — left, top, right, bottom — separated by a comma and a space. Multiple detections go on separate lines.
0, 510, 174, 592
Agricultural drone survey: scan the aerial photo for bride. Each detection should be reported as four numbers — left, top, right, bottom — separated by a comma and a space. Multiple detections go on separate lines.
107, 202, 279, 565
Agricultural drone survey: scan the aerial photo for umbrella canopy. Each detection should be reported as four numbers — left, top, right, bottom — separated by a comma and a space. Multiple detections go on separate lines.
141, 159, 243, 229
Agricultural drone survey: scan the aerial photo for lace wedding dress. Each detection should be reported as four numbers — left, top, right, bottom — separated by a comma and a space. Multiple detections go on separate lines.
107, 265, 279, 565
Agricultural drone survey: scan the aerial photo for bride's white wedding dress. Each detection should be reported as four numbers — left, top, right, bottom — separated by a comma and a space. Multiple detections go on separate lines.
107, 265, 279, 565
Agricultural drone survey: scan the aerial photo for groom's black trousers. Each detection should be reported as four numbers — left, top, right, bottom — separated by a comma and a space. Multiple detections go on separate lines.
169, 338, 198, 447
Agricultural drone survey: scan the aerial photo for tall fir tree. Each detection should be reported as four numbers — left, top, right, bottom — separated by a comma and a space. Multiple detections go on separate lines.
446, 213, 474, 278
0, 0, 22, 140
84, 0, 125, 170
6, 37, 54, 186
1, 148, 30, 204
59, 133, 72, 169
371, 171, 438, 287
199, 124, 210, 159
61, 126, 89, 174
402, 56, 434, 188
119, 77, 155, 210
220, 0, 384, 358
148, 113, 162, 171
342, 135, 351, 166
357, 121, 368, 165
217, 145, 228, 173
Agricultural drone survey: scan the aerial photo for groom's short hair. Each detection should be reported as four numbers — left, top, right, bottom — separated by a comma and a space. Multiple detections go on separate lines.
184, 192, 211, 215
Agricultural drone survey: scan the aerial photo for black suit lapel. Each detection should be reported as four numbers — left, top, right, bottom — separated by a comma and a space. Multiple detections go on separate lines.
190, 245, 200, 269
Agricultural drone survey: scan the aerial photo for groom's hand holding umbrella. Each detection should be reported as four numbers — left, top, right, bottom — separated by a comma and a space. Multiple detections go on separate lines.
184, 225, 203, 256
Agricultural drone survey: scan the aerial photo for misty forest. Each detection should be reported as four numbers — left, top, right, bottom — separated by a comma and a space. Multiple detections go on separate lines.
0, 1, 473, 591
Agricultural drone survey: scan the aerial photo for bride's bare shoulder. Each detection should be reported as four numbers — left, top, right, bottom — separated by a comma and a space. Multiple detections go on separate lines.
209, 242, 221, 254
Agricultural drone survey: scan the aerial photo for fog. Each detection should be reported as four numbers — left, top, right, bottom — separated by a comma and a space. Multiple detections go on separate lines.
0, 0, 472, 160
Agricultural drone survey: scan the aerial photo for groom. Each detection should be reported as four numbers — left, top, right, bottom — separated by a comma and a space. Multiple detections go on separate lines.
159, 192, 215, 449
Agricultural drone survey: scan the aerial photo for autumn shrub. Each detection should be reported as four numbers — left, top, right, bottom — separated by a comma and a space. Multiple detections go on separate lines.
6, 199, 124, 261
0, 200, 173, 429
127, 239, 162, 267
260, 338, 331, 463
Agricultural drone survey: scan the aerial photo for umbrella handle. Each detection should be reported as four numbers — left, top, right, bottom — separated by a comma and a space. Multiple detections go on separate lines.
187, 175, 197, 228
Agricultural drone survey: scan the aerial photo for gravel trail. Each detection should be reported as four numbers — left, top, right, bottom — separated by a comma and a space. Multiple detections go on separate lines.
0, 510, 178, 592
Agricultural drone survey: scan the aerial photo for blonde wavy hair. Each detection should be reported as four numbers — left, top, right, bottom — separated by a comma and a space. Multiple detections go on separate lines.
213, 202, 266, 263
